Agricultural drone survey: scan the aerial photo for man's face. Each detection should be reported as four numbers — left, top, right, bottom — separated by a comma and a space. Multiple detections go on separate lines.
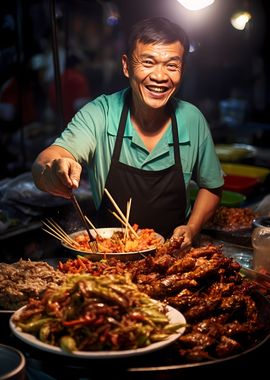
122, 40, 184, 109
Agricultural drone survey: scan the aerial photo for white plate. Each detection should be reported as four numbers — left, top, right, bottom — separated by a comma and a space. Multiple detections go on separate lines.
0, 309, 14, 314
61, 227, 165, 261
10, 305, 185, 359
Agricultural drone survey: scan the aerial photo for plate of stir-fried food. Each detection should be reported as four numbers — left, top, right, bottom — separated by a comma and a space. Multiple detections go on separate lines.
10, 273, 186, 358
42, 190, 165, 260
61, 226, 165, 261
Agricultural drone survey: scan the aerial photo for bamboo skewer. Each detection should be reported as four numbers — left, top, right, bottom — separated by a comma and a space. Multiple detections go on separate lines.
104, 188, 139, 238
108, 209, 139, 238
43, 219, 76, 245
84, 215, 100, 236
41, 219, 80, 247
41, 227, 73, 245
42, 218, 99, 252
124, 198, 132, 242
109, 210, 126, 226
42, 188, 141, 253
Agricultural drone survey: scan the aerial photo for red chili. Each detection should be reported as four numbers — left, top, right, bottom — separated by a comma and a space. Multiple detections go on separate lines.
129, 312, 146, 321
63, 317, 95, 326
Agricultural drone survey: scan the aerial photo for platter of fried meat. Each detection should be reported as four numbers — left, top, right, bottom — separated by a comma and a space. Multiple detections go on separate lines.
3, 236, 270, 367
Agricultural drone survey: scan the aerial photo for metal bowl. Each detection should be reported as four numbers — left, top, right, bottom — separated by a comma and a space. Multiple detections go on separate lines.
252, 216, 270, 228
61, 227, 165, 261
0, 344, 25, 380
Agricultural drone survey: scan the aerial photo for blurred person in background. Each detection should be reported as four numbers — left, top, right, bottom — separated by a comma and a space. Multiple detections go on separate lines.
0, 61, 43, 127
48, 54, 92, 125
0, 57, 47, 177
32, 17, 224, 248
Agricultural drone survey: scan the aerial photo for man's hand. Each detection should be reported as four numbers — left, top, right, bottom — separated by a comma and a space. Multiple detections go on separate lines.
32, 146, 82, 199
171, 187, 223, 250
40, 158, 82, 199
171, 225, 193, 250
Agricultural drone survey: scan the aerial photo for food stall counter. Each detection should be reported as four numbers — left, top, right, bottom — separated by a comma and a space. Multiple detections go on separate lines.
1, 237, 270, 380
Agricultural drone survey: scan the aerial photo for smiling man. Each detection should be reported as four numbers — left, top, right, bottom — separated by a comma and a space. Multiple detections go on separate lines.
32, 17, 224, 248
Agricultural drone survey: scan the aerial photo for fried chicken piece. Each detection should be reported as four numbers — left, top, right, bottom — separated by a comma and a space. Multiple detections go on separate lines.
219, 294, 246, 312
222, 321, 257, 337
181, 258, 223, 282
166, 256, 196, 275
243, 295, 259, 322
207, 282, 236, 297
148, 254, 176, 273
215, 335, 241, 357
178, 332, 216, 349
193, 319, 223, 338
135, 272, 161, 284
178, 347, 211, 362
165, 293, 201, 312
158, 274, 198, 294
188, 244, 223, 258
138, 274, 198, 299
184, 297, 221, 322
155, 236, 185, 258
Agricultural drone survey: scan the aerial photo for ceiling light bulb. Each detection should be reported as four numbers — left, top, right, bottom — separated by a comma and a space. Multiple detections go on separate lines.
231, 11, 252, 30
177, 0, 215, 11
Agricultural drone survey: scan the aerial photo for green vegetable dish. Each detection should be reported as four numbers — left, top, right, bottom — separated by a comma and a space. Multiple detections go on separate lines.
11, 273, 185, 353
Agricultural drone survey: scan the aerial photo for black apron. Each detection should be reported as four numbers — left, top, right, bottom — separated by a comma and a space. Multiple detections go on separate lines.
96, 93, 187, 238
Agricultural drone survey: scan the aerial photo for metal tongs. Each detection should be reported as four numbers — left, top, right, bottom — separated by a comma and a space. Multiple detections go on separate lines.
70, 192, 98, 251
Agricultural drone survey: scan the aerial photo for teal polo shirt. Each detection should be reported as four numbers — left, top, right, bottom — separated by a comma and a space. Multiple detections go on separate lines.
53, 88, 224, 216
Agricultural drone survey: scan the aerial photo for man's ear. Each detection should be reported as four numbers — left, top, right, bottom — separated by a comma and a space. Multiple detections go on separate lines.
121, 54, 129, 78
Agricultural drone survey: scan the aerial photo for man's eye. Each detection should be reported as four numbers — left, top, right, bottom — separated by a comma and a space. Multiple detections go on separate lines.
167, 63, 180, 71
142, 59, 154, 66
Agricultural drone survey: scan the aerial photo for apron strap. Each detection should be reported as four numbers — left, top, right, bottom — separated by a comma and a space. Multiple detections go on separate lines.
111, 91, 130, 162
112, 90, 181, 166
171, 107, 181, 166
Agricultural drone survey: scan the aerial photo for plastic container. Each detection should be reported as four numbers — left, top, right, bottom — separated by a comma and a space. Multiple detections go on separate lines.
221, 190, 246, 207
221, 163, 270, 182
215, 144, 256, 162
252, 223, 270, 276
228, 252, 253, 269
190, 188, 246, 208
223, 174, 259, 195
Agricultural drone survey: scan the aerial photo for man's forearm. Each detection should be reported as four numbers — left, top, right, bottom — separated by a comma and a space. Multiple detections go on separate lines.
187, 187, 222, 237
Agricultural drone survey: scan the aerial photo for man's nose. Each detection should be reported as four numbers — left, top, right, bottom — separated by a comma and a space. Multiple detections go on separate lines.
150, 64, 168, 81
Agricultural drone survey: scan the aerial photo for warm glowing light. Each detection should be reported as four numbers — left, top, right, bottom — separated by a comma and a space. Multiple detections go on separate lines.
231, 11, 252, 30
177, 0, 215, 11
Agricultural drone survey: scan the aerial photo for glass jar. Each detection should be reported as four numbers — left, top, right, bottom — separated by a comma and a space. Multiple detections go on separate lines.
252, 224, 270, 275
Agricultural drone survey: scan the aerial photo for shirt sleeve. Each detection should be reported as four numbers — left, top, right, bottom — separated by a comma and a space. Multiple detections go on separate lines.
52, 96, 107, 163
192, 115, 224, 189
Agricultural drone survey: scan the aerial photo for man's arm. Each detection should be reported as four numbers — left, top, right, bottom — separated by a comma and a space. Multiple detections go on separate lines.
172, 187, 223, 249
31, 145, 82, 199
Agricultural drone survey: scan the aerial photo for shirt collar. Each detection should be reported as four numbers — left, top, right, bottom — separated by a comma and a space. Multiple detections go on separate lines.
167, 119, 190, 144
108, 110, 133, 137
108, 101, 190, 144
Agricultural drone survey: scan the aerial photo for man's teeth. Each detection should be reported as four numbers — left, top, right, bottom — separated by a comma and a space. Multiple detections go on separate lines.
148, 87, 166, 93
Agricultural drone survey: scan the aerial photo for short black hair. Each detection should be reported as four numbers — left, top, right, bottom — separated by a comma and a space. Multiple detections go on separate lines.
126, 17, 190, 60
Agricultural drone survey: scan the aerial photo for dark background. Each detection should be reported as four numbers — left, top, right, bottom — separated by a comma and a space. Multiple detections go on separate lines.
0, 0, 270, 180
